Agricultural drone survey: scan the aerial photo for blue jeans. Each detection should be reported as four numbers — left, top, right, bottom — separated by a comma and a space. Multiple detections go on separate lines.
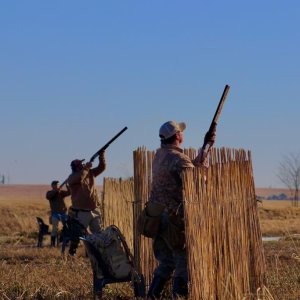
51, 212, 68, 237
52, 212, 68, 222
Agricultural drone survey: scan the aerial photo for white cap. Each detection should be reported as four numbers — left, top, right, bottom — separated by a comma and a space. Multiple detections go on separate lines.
159, 121, 186, 140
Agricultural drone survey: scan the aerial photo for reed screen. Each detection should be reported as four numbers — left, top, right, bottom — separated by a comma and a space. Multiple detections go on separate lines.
133, 147, 157, 286
182, 148, 265, 299
102, 177, 134, 251
103, 147, 265, 297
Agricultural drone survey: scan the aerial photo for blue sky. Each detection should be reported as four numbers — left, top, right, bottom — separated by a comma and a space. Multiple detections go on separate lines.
0, 1, 299, 187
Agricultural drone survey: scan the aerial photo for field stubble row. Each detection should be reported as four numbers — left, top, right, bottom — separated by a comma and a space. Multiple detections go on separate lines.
0, 188, 299, 299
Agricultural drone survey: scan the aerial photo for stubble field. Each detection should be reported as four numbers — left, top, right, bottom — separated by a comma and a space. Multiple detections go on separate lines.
0, 185, 299, 299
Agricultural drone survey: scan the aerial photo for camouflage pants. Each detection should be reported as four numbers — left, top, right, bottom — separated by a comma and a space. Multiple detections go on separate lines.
152, 213, 188, 282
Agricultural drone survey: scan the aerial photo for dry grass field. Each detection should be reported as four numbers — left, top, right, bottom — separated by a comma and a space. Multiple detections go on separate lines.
0, 185, 299, 299
256, 188, 300, 237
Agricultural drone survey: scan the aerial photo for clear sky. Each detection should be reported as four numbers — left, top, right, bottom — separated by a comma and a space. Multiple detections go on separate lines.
0, 1, 299, 188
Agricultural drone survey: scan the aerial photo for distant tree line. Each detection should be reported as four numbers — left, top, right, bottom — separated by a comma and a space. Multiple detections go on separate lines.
256, 193, 293, 201
277, 152, 300, 207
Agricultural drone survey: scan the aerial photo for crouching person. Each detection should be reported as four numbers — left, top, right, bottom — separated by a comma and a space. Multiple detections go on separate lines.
46, 180, 70, 247
67, 150, 106, 256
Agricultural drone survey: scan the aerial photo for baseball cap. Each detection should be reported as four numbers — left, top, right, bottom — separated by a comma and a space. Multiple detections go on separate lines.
51, 180, 59, 186
159, 121, 186, 140
70, 159, 85, 168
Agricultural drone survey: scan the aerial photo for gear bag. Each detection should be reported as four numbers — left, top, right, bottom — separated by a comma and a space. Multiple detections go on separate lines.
85, 226, 132, 279
137, 202, 165, 238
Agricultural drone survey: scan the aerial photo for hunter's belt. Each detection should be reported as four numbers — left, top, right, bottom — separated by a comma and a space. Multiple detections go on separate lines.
70, 207, 92, 212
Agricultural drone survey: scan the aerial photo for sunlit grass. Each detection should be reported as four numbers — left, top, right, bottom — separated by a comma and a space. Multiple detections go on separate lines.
0, 186, 299, 299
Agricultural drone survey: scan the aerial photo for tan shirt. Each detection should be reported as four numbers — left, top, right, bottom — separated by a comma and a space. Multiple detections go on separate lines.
46, 189, 70, 213
149, 144, 197, 215
68, 163, 105, 210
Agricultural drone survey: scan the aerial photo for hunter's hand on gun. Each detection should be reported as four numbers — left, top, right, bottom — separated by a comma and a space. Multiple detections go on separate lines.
197, 85, 230, 167
98, 150, 106, 167
200, 123, 217, 167
85, 162, 93, 169
203, 122, 217, 148
65, 182, 70, 192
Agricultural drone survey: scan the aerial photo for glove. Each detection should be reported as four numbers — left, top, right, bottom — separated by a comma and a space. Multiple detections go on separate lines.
65, 183, 70, 191
98, 150, 106, 163
85, 162, 93, 169
204, 122, 217, 147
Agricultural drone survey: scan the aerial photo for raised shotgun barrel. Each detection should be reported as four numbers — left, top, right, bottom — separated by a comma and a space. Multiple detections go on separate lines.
89, 126, 128, 163
209, 85, 230, 132
59, 126, 128, 188
201, 85, 230, 158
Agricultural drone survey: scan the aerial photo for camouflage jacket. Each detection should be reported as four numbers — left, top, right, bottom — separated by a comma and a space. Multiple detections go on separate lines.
149, 144, 199, 215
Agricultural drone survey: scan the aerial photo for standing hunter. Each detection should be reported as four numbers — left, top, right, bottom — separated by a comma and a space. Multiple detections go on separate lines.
67, 150, 106, 256
46, 180, 70, 247
147, 120, 216, 299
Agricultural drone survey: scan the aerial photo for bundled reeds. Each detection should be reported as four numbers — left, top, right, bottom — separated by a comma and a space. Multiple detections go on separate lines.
102, 177, 134, 250
133, 147, 157, 285
182, 148, 265, 299
103, 146, 265, 298
102, 148, 157, 285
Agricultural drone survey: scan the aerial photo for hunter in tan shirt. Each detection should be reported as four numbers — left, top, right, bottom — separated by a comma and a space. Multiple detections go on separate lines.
67, 150, 106, 256
68, 161, 104, 211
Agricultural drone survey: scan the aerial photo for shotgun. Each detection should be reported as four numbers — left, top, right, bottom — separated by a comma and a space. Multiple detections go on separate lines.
89, 126, 128, 163
200, 85, 230, 160
59, 126, 128, 188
